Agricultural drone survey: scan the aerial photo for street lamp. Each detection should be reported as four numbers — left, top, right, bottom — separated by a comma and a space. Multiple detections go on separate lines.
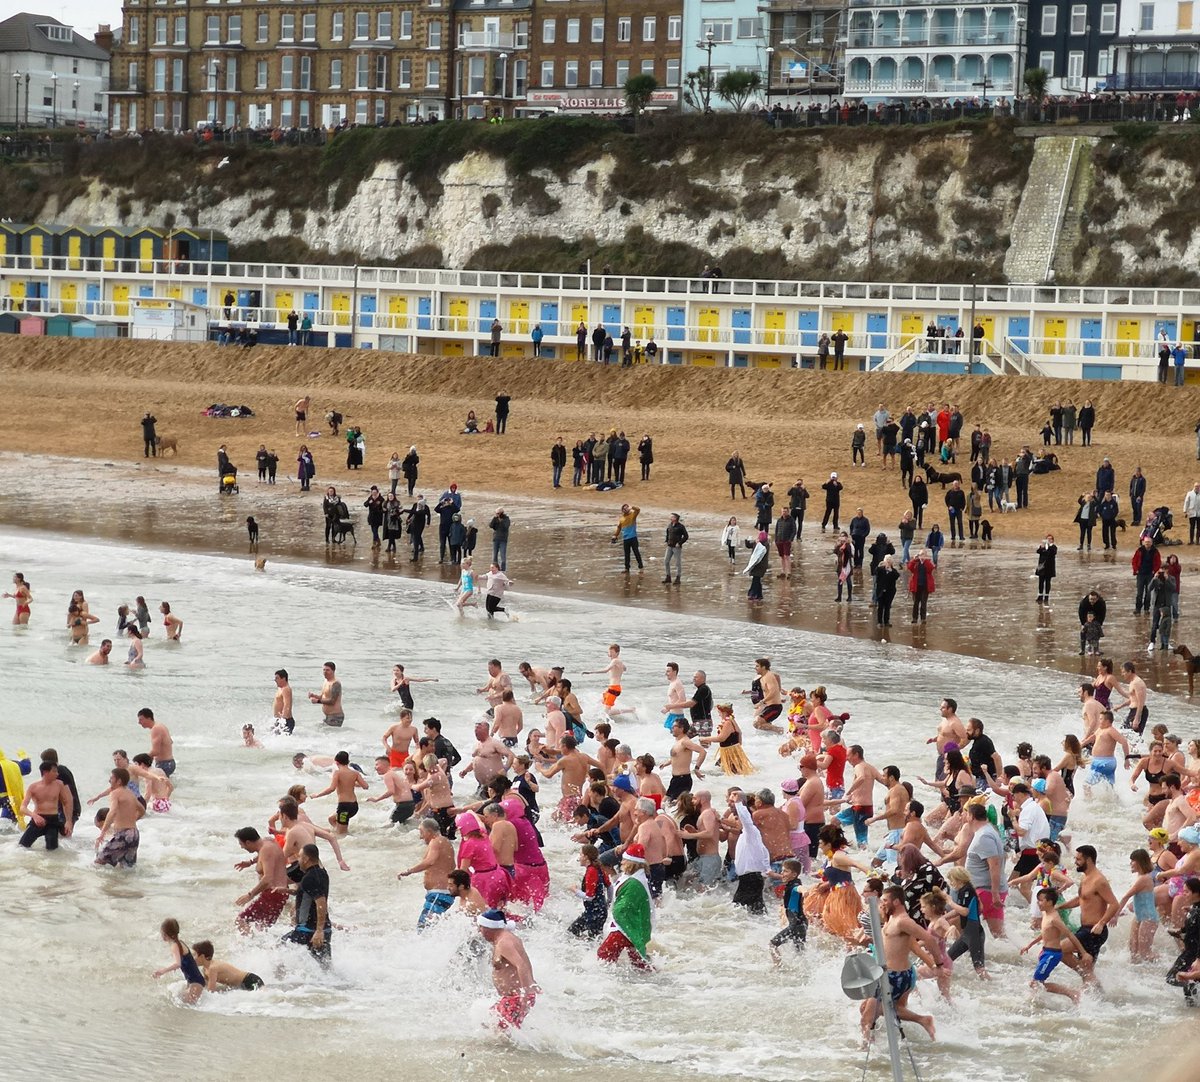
1083, 24, 1092, 95
1015, 16, 1026, 104
697, 29, 715, 113
51, 72, 58, 127
73, 80, 80, 126
497, 51, 508, 113
764, 47, 774, 105
11, 71, 19, 130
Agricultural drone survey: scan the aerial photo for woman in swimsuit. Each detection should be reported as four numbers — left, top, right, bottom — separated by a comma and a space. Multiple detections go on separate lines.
4, 572, 32, 625
699, 703, 754, 775
67, 603, 99, 645
153, 918, 205, 1005
1117, 848, 1160, 962
634, 754, 666, 810
159, 601, 184, 641
125, 627, 145, 669
1132, 741, 1170, 827
1093, 658, 1116, 708
919, 749, 974, 826
1056, 735, 1082, 797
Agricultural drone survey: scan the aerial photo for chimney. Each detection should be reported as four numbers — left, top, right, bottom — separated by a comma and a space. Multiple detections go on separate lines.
94, 24, 114, 53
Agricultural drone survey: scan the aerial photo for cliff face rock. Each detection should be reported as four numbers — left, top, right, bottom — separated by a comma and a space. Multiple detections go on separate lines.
6, 116, 1198, 284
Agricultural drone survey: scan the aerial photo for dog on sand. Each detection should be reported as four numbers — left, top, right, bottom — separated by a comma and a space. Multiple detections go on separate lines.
155, 436, 178, 455
980, 519, 993, 543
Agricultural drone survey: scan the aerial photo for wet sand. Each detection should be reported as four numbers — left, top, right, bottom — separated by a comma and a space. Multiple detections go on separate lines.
2, 451, 1196, 701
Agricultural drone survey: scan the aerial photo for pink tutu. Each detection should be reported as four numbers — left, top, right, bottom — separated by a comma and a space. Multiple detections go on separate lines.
512, 861, 550, 910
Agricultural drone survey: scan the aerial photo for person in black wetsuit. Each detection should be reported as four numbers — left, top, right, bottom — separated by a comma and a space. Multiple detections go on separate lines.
1166, 879, 1200, 1004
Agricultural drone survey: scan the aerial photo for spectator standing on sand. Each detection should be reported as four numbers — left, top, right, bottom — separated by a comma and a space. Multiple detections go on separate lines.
489, 319, 503, 358
402, 446, 420, 497
490, 509, 511, 571
592, 323, 606, 363
611, 433, 630, 484
551, 438, 567, 489
576, 321, 588, 361
638, 434, 654, 481
296, 447, 315, 492
909, 475, 928, 528
726, 453, 748, 500
1129, 467, 1147, 527
787, 479, 809, 540
1078, 400, 1096, 447
141, 412, 157, 458
663, 513, 688, 584
613, 504, 643, 573
944, 481, 966, 542
1063, 400, 1077, 444
908, 548, 936, 623
821, 472, 843, 531
495, 394, 511, 435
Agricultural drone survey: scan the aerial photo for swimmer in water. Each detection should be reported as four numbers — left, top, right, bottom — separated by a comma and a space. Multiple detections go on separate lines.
310, 751, 368, 835
124, 627, 145, 668
153, 918, 205, 1005
4, 572, 32, 625
191, 941, 265, 992
242, 724, 263, 749
477, 909, 539, 1031
272, 669, 295, 735
130, 754, 174, 813
159, 601, 183, 641
308, 661, 345, 728
582, 644, 636, 718
455, 557, 478, 612
87, 639, 113, 665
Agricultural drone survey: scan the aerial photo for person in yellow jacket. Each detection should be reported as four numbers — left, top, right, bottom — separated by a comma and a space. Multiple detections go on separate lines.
612, 504, 644, 573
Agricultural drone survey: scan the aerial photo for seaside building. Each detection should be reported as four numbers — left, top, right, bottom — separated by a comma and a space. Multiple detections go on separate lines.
528, 0, 683, 113
1025, 1, 1119, 95
451, 0, 530, 119
679, 0, 766, 109
1108, 0, 1200, 91
0, 13, 111, 129
761, 0, 845, 103
841, 0, 1028, 100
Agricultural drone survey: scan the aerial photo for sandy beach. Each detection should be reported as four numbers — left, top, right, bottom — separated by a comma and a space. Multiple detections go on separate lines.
4, 336, 1200, 695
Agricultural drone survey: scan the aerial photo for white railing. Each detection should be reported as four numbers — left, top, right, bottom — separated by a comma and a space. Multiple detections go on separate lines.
4, 253, 1200, 314
459, 31, 515, 49
848, 29, 1021, 48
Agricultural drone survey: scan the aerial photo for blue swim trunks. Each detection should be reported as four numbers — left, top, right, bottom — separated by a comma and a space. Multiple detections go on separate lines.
418, 889, 454, 930
1033, 948, 1062, 983
884, 966, 916, 1001
1087, 757, 1117, 785
663, 712, 685, 733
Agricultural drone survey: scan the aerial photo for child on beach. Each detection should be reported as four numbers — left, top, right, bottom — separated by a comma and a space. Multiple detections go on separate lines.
1116, 848, 1159, 962
721, 517, 739, 565
153, 918, 206, 1005
191, 940, 265, 992
455, 558, 477, 612
1019, 888, 1090, 1005
768, 858, 807, 965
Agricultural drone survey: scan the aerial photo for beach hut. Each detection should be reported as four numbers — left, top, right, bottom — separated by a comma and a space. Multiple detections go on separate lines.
0, 313, 19, 334
69, 318, 119, 339
46, 314, 82, 337
90, 226, 126, 271
17, 223, 56, 269
163, 228, 228, 266
18, 315, 46, 336
0, 221, 20, 261
125, 227, 163, 273
55, 225, 90, 270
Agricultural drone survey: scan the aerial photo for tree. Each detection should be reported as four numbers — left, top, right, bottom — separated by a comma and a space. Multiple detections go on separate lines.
624, 74, 658, 118
683, 69, 716, 113
716, 70, 763, 113
1023, 67, 1048, 104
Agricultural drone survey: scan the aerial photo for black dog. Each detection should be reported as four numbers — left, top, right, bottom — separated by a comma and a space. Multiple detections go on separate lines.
1115, 518, 1128, 532
980, 519, 993, 542
924, 466, 963, 488
246, 516, 259, 549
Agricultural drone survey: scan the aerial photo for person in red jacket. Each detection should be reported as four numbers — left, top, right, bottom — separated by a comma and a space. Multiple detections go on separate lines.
908, 549, 936, 623
1131, 536, 1162, 615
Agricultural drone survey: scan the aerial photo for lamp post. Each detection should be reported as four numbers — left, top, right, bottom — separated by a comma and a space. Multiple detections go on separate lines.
51, 72, 58, 127
1083, 24, 1092, 95
966, 273, 977, 375
697, 29, 715, 113
73, 80, 79, 127
497, 50, 508, 115
11, 71, 19, 130
1015, 16, 1026, 107
765, 46, 774, 106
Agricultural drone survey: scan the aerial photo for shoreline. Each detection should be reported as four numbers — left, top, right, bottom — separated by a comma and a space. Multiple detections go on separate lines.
2, 450, 1195, 702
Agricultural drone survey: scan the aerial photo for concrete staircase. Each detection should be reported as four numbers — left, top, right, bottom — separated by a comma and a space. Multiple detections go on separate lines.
1003, 136, 1096, 285
1051, 140, 1097, 283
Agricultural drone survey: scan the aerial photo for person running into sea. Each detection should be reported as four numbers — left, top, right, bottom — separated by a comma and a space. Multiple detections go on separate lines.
568, 844, 611, 938
399, 817, 456, 929
455, 558, 478, 612
597, 842, 654, 970
1020, 887, 1091, 1005
152, 918, 206, 1005
4, 572, 32, 625
768, 858, 808, 965
583, 644, 636, 719
477, 909, 539, 1031
94, 767, 143, 868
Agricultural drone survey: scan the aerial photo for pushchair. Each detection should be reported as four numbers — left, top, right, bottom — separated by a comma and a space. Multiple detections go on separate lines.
331, 501, 356, 544
220, 467, 239, 495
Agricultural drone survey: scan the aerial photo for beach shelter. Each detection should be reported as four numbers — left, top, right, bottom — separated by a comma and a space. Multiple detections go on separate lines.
0, 221, 20, 261
17, 223, 55, 269
125, 226, 163, 272
90, 226, 126, 271
0, 313, 19, 334
46, 314, 82, 337
18, 315, 46, 335
69, 318, 118, 339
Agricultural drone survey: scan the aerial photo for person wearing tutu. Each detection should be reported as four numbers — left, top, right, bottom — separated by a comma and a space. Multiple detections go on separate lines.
700, 703, 754, 775
804, 823, 874, 941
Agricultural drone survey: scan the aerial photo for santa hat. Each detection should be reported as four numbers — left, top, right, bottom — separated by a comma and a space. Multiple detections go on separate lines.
623, 843, 647, 864
477, 909, 508, 929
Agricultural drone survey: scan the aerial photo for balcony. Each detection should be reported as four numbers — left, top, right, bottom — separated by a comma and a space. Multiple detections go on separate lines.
1107, 71, 1200, 90
843, 75, 1015, 95
459, 30, 515, 50
848, 29, 1019, 49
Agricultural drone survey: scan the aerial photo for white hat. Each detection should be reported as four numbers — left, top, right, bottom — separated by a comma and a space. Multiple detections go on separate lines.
830, 472, 838, 479
856, 423, 864, 429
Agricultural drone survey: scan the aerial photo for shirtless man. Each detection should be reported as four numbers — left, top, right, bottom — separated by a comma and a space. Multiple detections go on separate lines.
491, 691, 524, 748
232, 825, 290, 931
295, 394, 311, 436
750, 658, 785, 732
543, 696, 567, 753
660, 662, 688, 731
837, 745, 887, 848
311, 750, 368, 834
87, 639, 113, 665
18, 761, 74, 850
1078, 683, 1104, 742
461, 722, 515, 793
539, 734, 600, 820
400, 817, 457, 929
481, 802, 518, 871
680, 790, 723, 888
926, 698, 967, 781
136, 707, 175, 777
478, 910, 539, 1031
661, 718, 706, 803
628, 797, 668, 896
897, 800, 941, 859
860, 886, 941, 1042
272, 669, 295, 735
583, 644, 635, 718
751, 789, 794, 866
94, 768, 144, 868
1081, 709, 1130, 791
517, 661, 552, 696
1034, 755, 1073, 843
447, 868, 488, 915
382, 708, 418, 769
1162, 774, 1198, 841
277, 796, 350, 872
867, 766, 907, 866
656, 806, 686, 882
1062, 845, 1120, 981
308, 661, 344, 728
1113, 661, 1149, 735
798, 754, 831, 863
130, 754, 174, 812
477, 658, 513, 714
369, 757, 416, 824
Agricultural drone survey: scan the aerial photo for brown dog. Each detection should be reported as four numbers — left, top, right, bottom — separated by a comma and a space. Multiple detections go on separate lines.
156, 436, 178, 455
1172, 645, 1200, 695
254, 558, 267, 572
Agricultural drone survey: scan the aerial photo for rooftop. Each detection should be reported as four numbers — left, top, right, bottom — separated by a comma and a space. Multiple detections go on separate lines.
0, 13, 110, 61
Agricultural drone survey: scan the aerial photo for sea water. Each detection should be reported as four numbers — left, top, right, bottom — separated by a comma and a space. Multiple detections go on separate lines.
0, 528, 1181, 1082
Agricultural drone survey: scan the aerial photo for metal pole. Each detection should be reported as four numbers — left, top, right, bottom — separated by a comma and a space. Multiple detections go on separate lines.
967, 273, 977, 374
350, 263, 359, 348
866, 894, 905, 1082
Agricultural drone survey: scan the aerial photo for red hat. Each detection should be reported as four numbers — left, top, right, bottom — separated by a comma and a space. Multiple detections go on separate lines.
799, 754, 819, 770
624, 843, 647, 864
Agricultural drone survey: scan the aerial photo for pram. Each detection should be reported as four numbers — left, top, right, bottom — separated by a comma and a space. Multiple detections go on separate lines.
220, 467, 239, 495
